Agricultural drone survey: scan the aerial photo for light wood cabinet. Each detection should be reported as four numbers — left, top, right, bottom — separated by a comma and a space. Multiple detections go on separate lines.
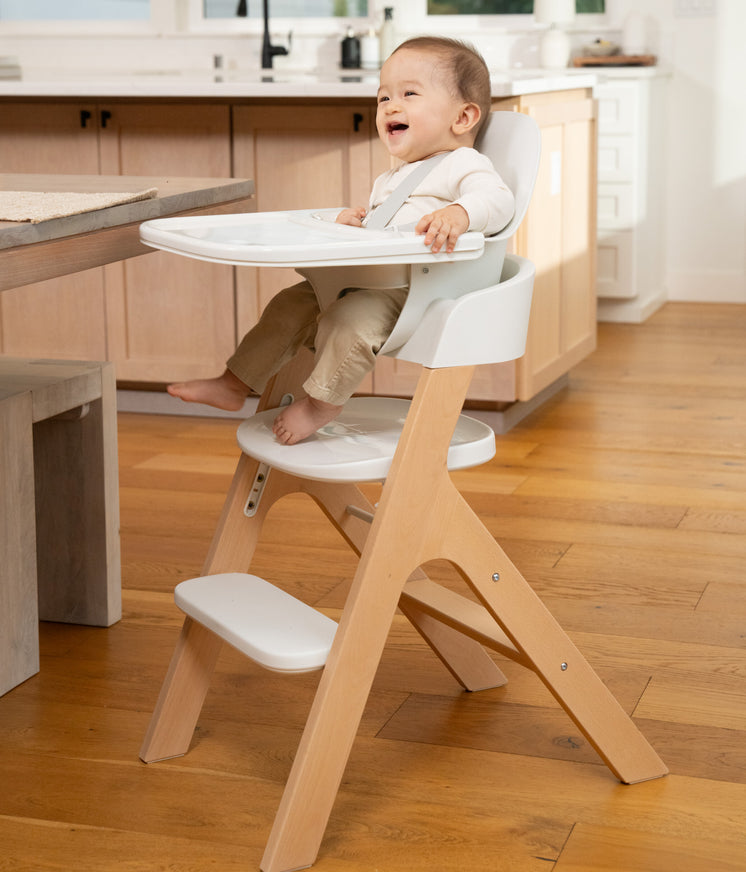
97, 103, 235, 382
0, 103, 107, 361
0, 102, 235, 381
514, 89, 597, 400
232, 103, 386, 320
232, 102, 387, 392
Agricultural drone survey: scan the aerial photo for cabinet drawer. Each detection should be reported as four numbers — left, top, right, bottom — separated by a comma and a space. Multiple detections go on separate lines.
597, 230, 636, 299
598, 181, 638, 228
596, 82, 639, 135
597, 134, 636, 182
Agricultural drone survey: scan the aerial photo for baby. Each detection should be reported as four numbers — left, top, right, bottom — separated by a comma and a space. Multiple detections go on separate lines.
168, 36, 515, 444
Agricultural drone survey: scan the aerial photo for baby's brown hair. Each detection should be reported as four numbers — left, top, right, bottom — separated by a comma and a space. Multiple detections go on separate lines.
392, 36, 492, 137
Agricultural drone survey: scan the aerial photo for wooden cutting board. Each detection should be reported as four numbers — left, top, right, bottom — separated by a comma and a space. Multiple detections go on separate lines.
573, 54, 657, 66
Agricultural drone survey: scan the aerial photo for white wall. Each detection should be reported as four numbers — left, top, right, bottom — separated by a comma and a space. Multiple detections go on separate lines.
657, 0, 745, 303
598, 0, 744, 304
2, 0, 744, 305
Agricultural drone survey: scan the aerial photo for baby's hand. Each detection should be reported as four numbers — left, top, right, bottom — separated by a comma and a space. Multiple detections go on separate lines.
336, 207, 367, 227
416, 204, 470, 253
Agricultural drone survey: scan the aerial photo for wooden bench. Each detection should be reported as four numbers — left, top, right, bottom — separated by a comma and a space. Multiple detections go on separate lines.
0, 358, 121, 696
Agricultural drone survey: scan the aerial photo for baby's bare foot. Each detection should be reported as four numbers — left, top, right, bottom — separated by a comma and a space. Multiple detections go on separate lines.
167, 370, 249, 411
273, 396, 342, 445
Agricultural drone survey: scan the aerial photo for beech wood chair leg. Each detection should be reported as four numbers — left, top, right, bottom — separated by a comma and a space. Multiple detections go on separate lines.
397, 598, 508, 691
304, 472, 508, 692
260, 366, 479, 872
141, 434, 304, 765
440, 493, 668, 784
260, 479, 439, 872
301, 479, 377, 557
139, 616, 224, 762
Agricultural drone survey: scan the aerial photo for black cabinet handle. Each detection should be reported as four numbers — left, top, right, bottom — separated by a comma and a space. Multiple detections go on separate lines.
100, 110, 112, 128
353, 112, 364, 133
80, 109, 92, 129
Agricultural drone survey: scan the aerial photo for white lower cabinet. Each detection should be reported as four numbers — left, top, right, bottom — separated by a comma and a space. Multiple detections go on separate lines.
594, 71, 670, 322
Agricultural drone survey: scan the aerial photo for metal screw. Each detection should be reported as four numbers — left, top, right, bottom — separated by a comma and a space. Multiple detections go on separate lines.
492, 572, 500, 582
422, 267, 429, 274
561, 662, 568, 671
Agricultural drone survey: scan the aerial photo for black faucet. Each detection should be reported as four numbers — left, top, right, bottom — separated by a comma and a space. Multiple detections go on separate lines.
262, 0, 289, 69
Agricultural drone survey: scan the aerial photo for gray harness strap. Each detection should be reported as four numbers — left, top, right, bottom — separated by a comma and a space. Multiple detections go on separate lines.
365, 152, 448, 230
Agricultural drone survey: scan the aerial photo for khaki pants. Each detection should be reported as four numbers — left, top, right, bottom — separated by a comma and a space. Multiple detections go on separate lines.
227, 280, 408, 406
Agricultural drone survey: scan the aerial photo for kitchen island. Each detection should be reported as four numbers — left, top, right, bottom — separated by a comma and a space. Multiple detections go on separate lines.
0, 70, 596, 416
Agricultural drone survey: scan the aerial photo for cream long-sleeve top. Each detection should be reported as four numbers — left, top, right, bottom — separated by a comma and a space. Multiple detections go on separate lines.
365, 146, 515, 236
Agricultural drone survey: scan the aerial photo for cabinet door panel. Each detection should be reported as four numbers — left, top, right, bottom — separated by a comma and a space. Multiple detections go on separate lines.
519, 121, 564, 392
0, 103, 106, 361
597, 230, 636, 299
99, 104, 235, 381
232, 104, 376, 394
561, 116, 597, 357
517, 96, 597, 399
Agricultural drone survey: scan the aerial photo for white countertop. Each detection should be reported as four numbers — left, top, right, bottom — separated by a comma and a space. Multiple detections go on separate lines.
0, 68, 596, 100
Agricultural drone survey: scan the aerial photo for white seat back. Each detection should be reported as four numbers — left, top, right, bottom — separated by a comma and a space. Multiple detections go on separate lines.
391, 253, 535, 368
474, 110, 541, 244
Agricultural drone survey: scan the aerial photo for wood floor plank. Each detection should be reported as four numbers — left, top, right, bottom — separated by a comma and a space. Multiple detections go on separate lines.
696, 579, 746, 613
0, 816, 250, 872
539, 594, 746, 650
679, 507, 746, 534
554, 822, 746, 872
472, 510, 746, 560
516, 472, 746, 512
635, 672, 746, 731
631, 717, 746, 783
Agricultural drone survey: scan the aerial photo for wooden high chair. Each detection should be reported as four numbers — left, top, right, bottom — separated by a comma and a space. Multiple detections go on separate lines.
138, 113, 667, 872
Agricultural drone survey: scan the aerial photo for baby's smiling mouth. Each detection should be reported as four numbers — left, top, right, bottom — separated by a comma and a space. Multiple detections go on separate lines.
387, 122, 408, 134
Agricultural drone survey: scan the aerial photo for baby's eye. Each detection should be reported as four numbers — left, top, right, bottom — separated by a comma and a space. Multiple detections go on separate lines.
377, 95, 389, 103
404, 90, 417, 97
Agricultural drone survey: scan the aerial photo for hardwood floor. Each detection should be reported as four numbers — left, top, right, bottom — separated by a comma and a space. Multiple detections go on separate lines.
2, 302, 745, 871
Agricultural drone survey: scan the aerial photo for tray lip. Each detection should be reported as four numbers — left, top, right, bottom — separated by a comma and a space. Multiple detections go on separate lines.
139, 208, 485, 267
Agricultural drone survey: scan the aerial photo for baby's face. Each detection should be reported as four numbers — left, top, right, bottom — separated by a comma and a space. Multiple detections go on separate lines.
376, 49, 471, 163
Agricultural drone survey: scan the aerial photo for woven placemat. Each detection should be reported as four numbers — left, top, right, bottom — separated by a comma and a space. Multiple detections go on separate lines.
0, 187, 158, 224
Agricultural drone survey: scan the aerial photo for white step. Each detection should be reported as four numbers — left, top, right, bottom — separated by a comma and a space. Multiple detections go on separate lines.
175, 573, 337, 674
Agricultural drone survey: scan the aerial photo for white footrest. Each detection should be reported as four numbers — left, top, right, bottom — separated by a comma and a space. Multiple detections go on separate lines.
175, 573, 337, 674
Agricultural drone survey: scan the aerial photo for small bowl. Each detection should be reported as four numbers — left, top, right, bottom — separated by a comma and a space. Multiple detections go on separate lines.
585, 40, 620, 57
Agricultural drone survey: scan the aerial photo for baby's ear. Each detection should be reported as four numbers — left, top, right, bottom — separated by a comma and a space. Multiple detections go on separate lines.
453, 102, 482, 138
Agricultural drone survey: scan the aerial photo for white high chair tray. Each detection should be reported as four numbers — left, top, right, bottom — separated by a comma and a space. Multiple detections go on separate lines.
236, 397, 496, 483
139, 209, 485, 268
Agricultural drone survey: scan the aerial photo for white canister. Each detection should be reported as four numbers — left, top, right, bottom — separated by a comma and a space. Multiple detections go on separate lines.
379, 7, 397, 63
622, 11, 646, 56
360, 29, 380, 70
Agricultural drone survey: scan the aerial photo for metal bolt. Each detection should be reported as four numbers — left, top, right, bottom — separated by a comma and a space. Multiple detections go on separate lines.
492, 572, 500, 582
561, 662, 568, 671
